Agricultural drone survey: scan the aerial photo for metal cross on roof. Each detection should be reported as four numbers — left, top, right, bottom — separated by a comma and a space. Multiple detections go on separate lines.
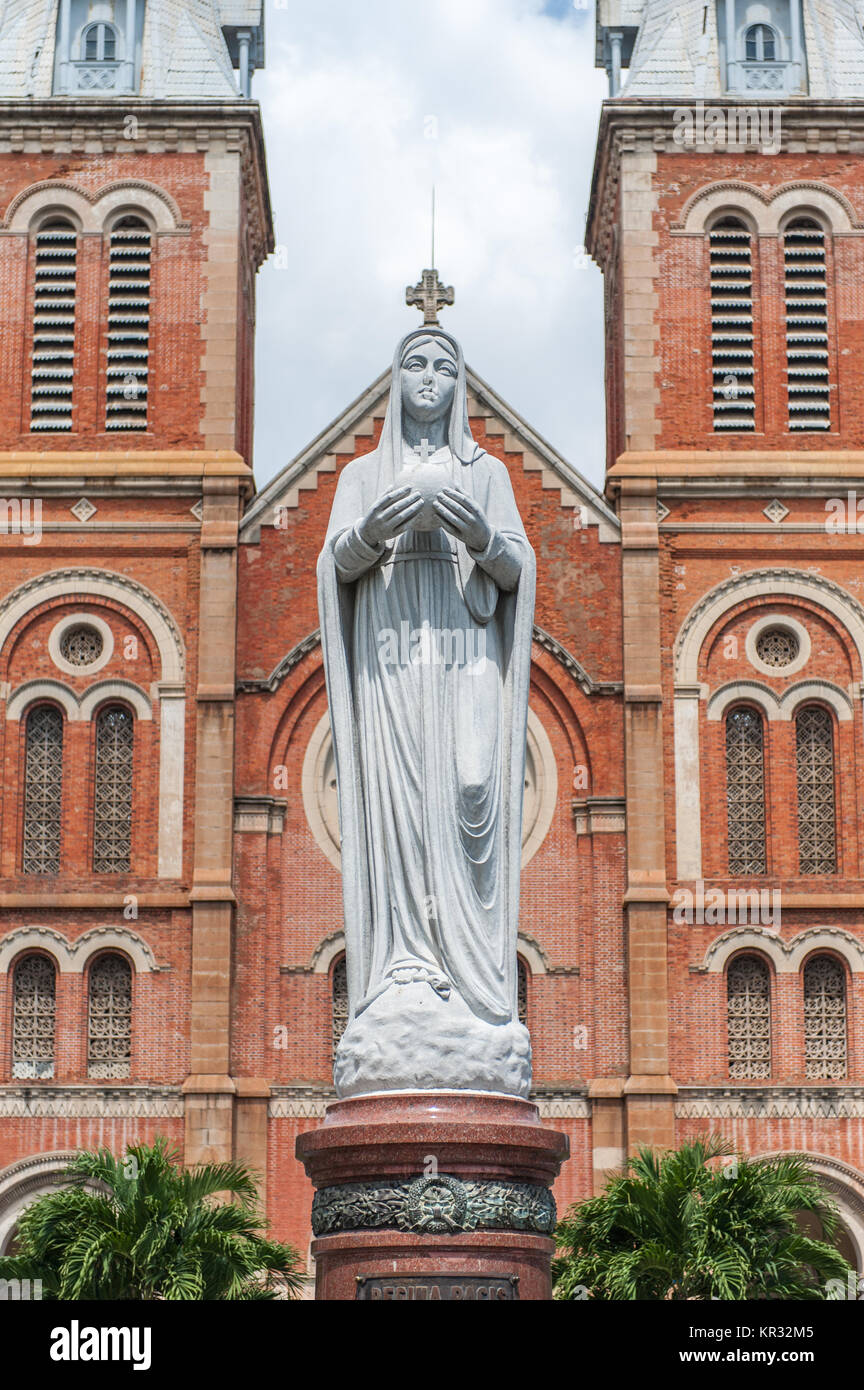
405, 268, 455, 326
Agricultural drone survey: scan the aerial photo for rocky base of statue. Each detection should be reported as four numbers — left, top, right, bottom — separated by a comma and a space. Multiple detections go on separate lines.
333, 981, 532, 1099
296, 1092, 569, 1301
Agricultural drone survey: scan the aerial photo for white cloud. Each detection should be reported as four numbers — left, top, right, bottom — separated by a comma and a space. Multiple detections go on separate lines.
253, 0, 608, 491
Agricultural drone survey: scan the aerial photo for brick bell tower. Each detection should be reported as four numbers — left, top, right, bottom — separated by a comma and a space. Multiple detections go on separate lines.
589, 0, 864, 1202
0, 0, 272, 1202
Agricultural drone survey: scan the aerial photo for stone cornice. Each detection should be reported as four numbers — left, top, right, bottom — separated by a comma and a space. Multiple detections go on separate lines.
0, 100, 273, 269
587, 98, 864, 271
607, 450, 864, 493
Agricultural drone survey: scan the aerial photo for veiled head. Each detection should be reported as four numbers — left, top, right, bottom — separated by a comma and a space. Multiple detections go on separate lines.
400, 333, 458, 425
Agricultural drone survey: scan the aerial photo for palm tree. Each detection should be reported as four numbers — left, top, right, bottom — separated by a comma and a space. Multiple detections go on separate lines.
0, 1137, 304, 1300
553, 1136, 851, 1301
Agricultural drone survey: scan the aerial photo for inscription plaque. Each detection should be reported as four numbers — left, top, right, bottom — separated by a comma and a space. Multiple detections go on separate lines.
356, 1274, 519, 1301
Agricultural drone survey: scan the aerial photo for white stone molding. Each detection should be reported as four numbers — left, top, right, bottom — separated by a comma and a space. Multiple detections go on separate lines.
78, 680, 152, 721
309, 931, 346, 975
571, 796, 627, 835
674, 685, 704, 879
516, 933, 550, 977
269, 1094, 330, 1120
675, 570, 864, 685
672, 180, 862, 237
0, 925, 160, 974
706, 680, 780, 722
1, 178, 187, 235
535, 1096, 591, 1120
0, 1088, 183, 1118
302, 706, 559, 872
673, 569, 864, 879
522, 708, 558, 867
0, 569, 185, 681
780, 680, 854, 722
676, 1089, 864, 1120
699, 926, 864, 975
0, 1151, 79, 1254
7, 678, 151, 722
6, 679, 80, 722
744, 613, 811, 677
156, 687, 185, 878
48, 612, 115, 676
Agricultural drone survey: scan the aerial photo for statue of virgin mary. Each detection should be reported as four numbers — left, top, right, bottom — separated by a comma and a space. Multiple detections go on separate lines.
318, 326, 535, 1097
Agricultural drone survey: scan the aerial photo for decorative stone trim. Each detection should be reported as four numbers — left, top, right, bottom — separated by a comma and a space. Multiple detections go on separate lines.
0, 1086, 183, 1118
0, 925, 160, 974
745, 614, 811, 677
6, 677, 152, 722
533, 625, 622, 696
233, 796, 287, 835
1, 178, 187, 235
48, 612, 115, 676
674, 569, 864, 684
572, 796, 626, 834
706, 678, 853, 723
268, 1094, 331, 1120
310, 1175, 557, 1238
697, 926, 864, 976
676, 1087, 864, 1120
671, 180, 862, 237
535, 1096, 590, 1119
309, 931, 346, 975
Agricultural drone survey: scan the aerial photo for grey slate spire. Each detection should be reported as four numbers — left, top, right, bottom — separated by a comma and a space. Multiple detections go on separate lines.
596, 0, 864, 100
0, 0, 264, 99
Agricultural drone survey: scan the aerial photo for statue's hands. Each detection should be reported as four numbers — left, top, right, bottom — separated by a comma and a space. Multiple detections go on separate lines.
432, 486, 492, 552
358, 485, 424, 546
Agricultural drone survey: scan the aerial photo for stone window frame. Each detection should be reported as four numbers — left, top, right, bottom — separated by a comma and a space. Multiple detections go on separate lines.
9, 950, 58, 1081
91, 699, 136, 875
48, 611, 115, 677
725, 949, 773, 1081
724, 701, 768, 876
801, 951, 848, 1082
86, 949, 134, 1080
21, 701, 65, 875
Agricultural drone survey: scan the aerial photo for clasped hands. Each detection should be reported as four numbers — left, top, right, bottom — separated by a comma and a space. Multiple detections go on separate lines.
358, 484, 492, 552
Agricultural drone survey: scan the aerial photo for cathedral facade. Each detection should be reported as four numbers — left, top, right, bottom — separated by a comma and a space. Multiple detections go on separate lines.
2, 0, 864, 1273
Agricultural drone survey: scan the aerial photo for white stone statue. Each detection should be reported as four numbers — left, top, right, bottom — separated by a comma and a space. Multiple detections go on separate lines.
318, 326, 535, 1097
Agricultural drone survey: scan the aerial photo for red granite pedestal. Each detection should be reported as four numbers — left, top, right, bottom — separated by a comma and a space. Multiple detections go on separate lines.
296, 1092, 569, 1301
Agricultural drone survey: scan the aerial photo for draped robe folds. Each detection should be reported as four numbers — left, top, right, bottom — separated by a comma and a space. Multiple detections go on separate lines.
317, 330, 536, 1043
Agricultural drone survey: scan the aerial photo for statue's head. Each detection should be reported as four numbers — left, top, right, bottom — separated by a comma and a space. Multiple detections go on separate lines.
399, 331, 458, 426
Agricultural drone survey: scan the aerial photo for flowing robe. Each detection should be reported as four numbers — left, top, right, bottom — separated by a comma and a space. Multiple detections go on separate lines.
318, 444, 535, 1032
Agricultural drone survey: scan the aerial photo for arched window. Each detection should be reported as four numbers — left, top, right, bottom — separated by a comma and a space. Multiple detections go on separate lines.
784, 218, 831, 431
93, 705, 134, 873
726, 707, 766, 874
83, 22, 118, 62
727, 954, 771, 1079
22, 706, 63, 873
709, 218, 756, 431
106, 216, 151, 431
332, 955, 348, 1054
803, 956, 846, 1079
12, 955, 56, 1079
745, 23, 777, 62
796, 706, 836, 874
30, 218, 77, 433
517, 958, 528, 1027
87, 954, 132, 1079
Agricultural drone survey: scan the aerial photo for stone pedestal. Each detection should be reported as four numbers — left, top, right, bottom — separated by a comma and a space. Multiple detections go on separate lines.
296, 1092, 569, 1301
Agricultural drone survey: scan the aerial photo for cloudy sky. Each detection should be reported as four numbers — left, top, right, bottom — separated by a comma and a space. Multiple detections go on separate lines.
252, 0, 609, 492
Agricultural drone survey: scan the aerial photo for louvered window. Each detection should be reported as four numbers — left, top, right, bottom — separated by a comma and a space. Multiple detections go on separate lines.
30, 219, 77, 432
88, 954, 132, 1079
12, 955, 56, 1079
22, 706, 63, 873
726, 707, 766, 874
784, 218, 831, 431
93, 705, 133, 873
803, 956, 846, 1080
710, 218, 756, 431
332, 955, 348, 1054
727, 955, 771, 1080
796, 707, 836, 874
106, 216, 151, 431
